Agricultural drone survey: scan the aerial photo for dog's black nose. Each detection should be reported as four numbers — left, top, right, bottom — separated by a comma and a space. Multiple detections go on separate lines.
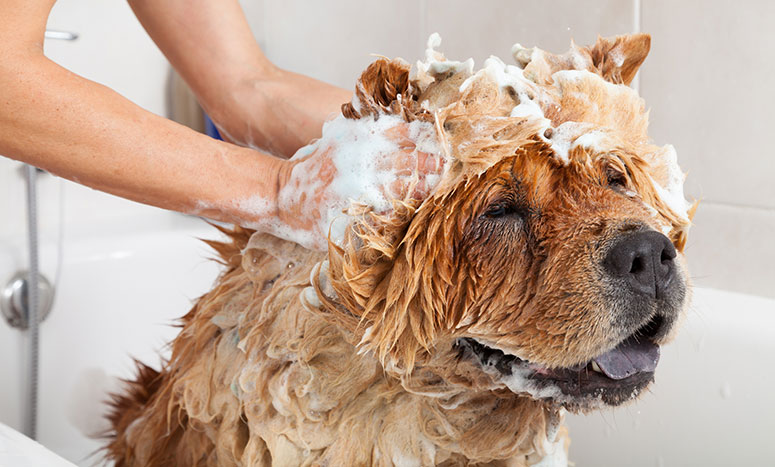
604, 231, 677, 298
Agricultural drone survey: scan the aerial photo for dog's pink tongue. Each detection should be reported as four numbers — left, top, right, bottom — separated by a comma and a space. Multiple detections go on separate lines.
593, 337, 660, 380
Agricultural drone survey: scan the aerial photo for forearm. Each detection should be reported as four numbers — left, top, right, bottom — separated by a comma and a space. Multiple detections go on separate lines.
0, 0, 442, 254
128, 0, 351, 157
223, 70, 353, 157
0, 52, 286, 226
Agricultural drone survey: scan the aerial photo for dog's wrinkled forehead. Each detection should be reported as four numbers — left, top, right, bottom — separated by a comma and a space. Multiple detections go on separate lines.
410, 33, 692, 250
415, 34, 647, 175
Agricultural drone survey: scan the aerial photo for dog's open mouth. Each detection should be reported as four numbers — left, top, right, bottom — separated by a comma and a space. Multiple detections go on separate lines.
455, 315, 663, 409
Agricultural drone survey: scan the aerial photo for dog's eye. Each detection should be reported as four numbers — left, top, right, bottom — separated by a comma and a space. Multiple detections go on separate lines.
606, 170, 627, 188
486, 206, 507, 217
483, 203, 518, 218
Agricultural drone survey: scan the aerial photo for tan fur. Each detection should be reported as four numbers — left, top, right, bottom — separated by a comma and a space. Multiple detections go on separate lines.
106, 35, 692, 466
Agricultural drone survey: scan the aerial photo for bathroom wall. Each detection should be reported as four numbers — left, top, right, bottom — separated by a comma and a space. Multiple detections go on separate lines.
2, 0, 770, 298
639, 0, 775, 298
0, 0, 192, 438
0, 0, 180, 248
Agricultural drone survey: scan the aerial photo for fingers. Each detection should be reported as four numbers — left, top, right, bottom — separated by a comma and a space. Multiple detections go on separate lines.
383, 124, 414, 150
415, 150, 443, 176
283, 121, 447, 245
374, 129, 445, 204
375, 146, 443, 177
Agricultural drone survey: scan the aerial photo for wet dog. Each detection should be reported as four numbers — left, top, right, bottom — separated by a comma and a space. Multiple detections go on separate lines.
106, 33, 693, 466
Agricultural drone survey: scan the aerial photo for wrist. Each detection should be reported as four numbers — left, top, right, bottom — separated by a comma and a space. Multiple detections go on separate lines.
273, 157, 297, 220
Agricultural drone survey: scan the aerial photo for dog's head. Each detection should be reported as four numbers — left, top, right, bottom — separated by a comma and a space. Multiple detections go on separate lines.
309, 34, 694, 411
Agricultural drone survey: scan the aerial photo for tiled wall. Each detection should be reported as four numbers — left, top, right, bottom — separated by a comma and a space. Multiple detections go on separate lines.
640, 0, 775, 298
2, 1, 772, 298
0, 0, 188, 248
251, 0, 775, 299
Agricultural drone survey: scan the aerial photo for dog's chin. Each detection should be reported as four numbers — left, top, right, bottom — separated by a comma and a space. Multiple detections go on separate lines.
455, 318, 663, 411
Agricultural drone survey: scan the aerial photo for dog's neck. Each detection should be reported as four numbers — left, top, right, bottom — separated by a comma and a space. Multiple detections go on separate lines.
201, 233, 566, 465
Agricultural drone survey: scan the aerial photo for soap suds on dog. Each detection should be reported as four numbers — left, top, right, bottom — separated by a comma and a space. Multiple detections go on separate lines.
203, 33, 690, 251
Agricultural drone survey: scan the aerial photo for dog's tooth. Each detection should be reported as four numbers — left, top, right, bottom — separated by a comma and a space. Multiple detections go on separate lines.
591, 361, 603, 374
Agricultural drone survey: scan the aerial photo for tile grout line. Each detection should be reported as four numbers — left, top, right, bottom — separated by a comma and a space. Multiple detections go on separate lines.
695, 200, 775, 214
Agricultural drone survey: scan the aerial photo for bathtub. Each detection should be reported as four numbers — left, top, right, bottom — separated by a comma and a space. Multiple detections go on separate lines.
0, 215, 222, 465
0, 217, 773, 466
566, 287, 775, 466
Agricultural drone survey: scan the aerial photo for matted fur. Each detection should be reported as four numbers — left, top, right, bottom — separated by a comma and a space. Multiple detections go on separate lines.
106, 34, 693, 466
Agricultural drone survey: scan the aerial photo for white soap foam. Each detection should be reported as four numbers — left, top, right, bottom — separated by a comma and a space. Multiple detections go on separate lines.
455, 53, 645, 167
510, 43, 534, 68
542, 122, 595, 163
497, 363, 562, 401
647, 145, 691, 220
533, 436, 569, 467
274, 113, 442, 250
326, 114, 438, 212
417, 32, 475, 78
568, 47, 591, 70
461, 55, 553, 129
233, 194, 274, 220
301, 286, 321, 310
609, 43, 626, 67
571, 130, 608, 153
357, 325, 375, 348
349, 85, 364, 114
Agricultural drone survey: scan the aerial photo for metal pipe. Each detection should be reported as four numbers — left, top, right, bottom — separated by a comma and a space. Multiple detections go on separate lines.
16, 26, 80, 441
23, 165, 40, 440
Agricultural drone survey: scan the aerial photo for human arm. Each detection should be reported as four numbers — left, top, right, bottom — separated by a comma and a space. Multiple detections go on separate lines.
0, 0, 288, 226
0, 0, 443, 251
127, 0, 352, 157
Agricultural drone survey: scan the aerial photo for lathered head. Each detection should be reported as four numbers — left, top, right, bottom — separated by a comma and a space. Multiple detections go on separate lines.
309, 33, 694, 411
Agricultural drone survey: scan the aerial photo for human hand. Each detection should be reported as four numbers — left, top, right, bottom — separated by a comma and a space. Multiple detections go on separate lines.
268, 115, 446, 251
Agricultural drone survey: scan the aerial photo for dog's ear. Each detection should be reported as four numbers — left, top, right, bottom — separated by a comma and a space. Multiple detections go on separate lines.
311, 198, 451, 374
587, 34, 651, 86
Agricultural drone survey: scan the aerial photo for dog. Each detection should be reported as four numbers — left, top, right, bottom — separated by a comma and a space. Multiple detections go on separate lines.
105, 33, 693, 466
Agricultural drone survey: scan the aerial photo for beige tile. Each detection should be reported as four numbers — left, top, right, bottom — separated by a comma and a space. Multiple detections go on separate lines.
685, 202, 775, 298
425, 0, 634, 67
262, 0, 424, 90
641, 0, 775, 209
0, 160, 62, 243
46, 0, 169, 117
0, 158, 26, 240
239, 0, 266, 48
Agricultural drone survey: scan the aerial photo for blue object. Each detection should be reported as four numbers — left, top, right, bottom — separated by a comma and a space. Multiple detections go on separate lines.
204, 114, 223, 141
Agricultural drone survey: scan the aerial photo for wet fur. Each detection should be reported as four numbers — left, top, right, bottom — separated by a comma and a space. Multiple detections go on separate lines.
106, 34, 692, 466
